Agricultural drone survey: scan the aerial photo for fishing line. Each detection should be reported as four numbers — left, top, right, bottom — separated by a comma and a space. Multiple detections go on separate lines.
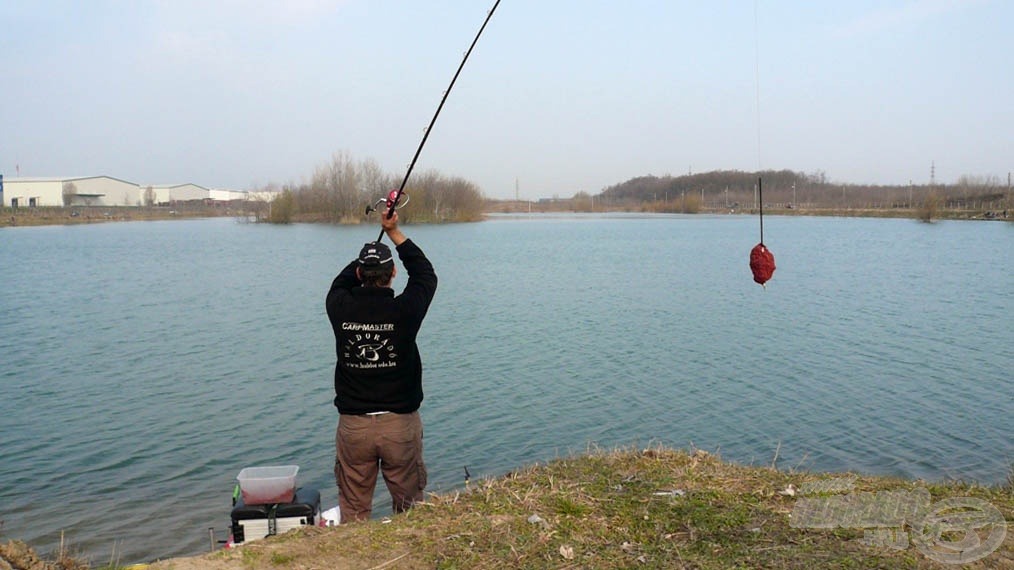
754, 0, 762, 173
376, 0, 502, 243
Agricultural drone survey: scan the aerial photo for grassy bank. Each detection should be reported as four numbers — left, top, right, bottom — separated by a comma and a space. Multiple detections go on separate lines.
118, 446, 1012, 569
5, 447, 1011, 569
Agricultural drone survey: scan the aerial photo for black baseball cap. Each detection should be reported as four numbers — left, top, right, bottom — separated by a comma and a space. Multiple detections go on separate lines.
358, 241, 393, 267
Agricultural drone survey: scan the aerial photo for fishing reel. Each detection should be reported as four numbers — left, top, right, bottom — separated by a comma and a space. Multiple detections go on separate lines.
365, 189, 410, 216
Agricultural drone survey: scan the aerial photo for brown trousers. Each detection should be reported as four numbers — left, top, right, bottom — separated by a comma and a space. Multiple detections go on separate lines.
334, 411, 426, 523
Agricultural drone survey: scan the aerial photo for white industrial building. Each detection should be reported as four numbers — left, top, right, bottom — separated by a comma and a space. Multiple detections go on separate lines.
148, 183, 211, 205
209, 188, 247, 202
4, 176, 141, 207
246, 190, 281, 203
3, 175, 267, 208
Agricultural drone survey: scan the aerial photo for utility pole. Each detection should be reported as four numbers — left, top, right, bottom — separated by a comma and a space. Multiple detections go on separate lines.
909, 180, 913, 208
792, 182, 796, 207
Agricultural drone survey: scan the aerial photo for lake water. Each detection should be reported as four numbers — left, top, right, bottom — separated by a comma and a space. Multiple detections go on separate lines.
0, 214, 1010, 565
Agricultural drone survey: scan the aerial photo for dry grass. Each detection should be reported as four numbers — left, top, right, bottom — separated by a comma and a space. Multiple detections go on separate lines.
134, 446, 1012, 570
0, 537, 89, 570
0, 206, 232, 228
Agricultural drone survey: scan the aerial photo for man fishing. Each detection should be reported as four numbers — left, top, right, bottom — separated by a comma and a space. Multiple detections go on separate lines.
326, 211, 438, 522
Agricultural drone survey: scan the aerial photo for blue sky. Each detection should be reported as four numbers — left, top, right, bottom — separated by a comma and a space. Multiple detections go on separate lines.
2, 0, 1011, 199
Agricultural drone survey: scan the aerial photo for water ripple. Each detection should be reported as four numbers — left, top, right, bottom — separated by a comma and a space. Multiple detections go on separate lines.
1, 216, 1011, 564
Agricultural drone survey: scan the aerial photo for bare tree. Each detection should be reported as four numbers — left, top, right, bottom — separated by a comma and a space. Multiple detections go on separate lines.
270, 150, 484, 224
572, 191, 593, 211
268, 190, 295, 223
917, 192, 940, 222
359, 158, 394, 204
444, 177, 483, 220
409, 170, 444, 222
62, 182, 77, 207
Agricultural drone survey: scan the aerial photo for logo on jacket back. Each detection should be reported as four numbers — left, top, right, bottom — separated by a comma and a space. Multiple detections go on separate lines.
342, 322, 398, 370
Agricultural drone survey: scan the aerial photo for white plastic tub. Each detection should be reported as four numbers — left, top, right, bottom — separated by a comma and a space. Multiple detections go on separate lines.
237, 465, 299, 505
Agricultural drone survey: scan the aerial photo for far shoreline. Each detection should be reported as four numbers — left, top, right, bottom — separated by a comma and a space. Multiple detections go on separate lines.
2, 204, 1011, 229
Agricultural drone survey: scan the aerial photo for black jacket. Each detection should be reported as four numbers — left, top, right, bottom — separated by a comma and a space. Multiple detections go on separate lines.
326, 239, 437, 414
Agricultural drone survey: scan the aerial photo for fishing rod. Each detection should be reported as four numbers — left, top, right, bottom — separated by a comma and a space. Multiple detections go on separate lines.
375, 0, 502, 243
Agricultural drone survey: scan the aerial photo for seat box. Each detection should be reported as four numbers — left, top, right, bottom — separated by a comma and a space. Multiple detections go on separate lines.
231, 487, 320, 545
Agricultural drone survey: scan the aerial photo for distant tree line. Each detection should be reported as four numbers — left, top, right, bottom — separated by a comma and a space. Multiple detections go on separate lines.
258, 151, 484, 224
488, 168, 1010, 221
260, 155, 1007, 223
592, 169, 1010, 215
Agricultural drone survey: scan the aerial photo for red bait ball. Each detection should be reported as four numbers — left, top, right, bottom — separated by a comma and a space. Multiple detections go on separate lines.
750, 243, 776, 286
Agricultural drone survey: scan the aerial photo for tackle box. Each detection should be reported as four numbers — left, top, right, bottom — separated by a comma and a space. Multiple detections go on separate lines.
230, 486, 320, 545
